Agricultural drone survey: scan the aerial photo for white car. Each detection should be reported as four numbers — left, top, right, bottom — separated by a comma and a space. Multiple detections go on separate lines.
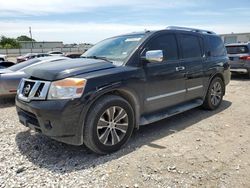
47, 51, 64, 56
0, 54, 7, 62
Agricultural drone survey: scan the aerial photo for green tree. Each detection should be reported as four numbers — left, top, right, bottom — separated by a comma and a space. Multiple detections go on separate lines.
0, 36, 21, 49
16, 35, 35, 42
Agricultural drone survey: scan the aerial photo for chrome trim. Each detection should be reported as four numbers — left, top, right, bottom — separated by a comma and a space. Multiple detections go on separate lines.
17, 78, 51, 102
145, 50, 164, 63
230, 68, 248, 73
167, 26, 216, 34
187, 85, 203, 91
146, 89, 186, 102
146, 85, 203, 102
176, 66, 185, 71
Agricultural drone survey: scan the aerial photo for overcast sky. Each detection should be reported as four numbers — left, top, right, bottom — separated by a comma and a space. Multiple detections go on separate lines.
0, 0, 250, 44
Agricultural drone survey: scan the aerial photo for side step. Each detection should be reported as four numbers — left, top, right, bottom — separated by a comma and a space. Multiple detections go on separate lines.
139, 99, 203, 126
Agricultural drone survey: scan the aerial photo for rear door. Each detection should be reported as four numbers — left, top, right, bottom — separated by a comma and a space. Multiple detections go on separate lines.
178, 33, 205, 101
143, 33, 186, 114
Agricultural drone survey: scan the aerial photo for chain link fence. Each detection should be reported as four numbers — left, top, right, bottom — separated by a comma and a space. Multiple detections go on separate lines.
0, 47, 88, 57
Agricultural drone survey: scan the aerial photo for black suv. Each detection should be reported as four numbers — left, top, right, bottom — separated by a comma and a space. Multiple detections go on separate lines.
16, 26, 230, 154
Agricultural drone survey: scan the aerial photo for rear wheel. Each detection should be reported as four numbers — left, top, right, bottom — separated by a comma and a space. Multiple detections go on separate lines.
247, 69, 250, 78
83, 95, 135, 154
202, 77, 224, 110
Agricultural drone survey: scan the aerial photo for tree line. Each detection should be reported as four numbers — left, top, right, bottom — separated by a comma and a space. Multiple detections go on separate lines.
0, 35, 35, 49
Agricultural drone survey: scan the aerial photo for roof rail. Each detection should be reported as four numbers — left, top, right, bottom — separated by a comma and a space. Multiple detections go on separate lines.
167, 26, 216, 34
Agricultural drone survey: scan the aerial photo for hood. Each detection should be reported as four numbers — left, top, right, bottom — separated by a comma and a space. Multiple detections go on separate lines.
24, 58, 116, 81
0, 69, 13, 74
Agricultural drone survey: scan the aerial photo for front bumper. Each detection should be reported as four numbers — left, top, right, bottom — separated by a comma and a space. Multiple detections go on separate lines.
16, 98, 85, 145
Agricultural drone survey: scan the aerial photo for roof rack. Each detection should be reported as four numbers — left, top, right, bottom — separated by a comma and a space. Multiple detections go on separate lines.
167, 26, 216, 34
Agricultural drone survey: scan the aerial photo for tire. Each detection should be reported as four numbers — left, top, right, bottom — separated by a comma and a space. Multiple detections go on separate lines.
247, 69, 250, 78
202, 77, 224, 110
83, 95, 135, 154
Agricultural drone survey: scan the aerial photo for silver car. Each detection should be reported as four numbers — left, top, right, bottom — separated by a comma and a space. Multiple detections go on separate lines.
0, 56, 69, 97
226, 42, 250, 77
0, 54, 7, 62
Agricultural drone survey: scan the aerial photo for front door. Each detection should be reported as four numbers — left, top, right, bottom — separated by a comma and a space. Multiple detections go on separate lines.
142, 33, 186, 114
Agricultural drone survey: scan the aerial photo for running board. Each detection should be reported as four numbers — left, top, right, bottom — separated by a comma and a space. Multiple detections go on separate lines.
139, 99, 203, 125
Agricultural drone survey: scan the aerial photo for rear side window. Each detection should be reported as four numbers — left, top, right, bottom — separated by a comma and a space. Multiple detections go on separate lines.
147, 34, 178, 61
209, 36, 226, 57
226, 45, 249, 54
180, 34, 202, 59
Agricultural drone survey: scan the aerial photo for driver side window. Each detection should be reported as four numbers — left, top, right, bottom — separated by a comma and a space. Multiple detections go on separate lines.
147, 34, 179, 61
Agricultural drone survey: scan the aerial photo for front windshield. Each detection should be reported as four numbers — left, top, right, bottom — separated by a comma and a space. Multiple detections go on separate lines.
82, 34, 145, 65
8, 59, 40, 72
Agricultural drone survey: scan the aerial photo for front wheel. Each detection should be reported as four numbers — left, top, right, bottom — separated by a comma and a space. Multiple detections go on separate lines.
202, 77, 224, 110
83, 95, 135, 154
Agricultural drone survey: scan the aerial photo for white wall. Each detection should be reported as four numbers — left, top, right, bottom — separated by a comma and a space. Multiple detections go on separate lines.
221, 33, 250, 44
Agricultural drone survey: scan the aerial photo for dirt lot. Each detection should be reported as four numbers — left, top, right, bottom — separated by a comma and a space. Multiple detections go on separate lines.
0, 75, 249, 187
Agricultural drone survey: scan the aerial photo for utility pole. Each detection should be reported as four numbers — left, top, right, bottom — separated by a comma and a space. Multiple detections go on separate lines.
29, 26, 33, 52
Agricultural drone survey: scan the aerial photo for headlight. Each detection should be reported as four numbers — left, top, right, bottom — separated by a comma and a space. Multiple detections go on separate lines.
48, 78, 87, 100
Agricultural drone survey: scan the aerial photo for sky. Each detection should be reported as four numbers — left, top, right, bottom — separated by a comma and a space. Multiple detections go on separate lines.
0, 0, 250, 44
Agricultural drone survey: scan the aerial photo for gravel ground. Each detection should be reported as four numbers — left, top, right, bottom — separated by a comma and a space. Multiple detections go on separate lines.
0, 75, 250, 187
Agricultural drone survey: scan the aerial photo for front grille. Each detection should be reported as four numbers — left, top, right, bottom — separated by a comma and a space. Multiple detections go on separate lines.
17, 79, 51, 102
34, 83, 45, 97
22, 81, 35, 97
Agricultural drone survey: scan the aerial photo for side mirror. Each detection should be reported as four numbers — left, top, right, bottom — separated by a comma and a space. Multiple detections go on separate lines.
145, 50, 164, 63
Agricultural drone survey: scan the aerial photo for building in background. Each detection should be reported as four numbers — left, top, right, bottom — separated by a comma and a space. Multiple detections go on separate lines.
19, 41, 63, 49
220, 33, 250, 44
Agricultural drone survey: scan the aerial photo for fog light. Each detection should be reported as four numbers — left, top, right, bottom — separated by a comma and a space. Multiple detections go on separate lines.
44, 121, 52, 130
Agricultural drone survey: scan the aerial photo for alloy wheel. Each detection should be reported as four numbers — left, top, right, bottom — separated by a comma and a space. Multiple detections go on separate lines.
97, 106, 128, 146
210, 81, 222, 106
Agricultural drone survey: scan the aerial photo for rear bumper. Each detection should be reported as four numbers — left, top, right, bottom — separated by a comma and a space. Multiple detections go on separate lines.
229, 61, 250, 72
16, 98, 85, 145
230, 68, 248, 73
229, 61, 250, 73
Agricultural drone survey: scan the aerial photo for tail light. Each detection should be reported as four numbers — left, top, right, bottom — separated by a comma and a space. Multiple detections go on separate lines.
240, 56, 250, 60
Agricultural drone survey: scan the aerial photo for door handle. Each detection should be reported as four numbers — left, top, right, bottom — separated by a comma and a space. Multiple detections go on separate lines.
176, 66, 185, 71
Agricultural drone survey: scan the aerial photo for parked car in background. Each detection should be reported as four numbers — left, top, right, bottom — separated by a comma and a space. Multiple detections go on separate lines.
16, 53, 51, 63
47, 51, 64, 56
16, 26, 230, 154
0, 56, 69, 97
226, 42, 250, 77
0, 54, 7, 62
0, 61, 15, 69
64, 52, 82, 58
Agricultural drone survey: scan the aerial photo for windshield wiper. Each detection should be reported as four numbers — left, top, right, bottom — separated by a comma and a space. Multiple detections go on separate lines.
81, 56, 113, 63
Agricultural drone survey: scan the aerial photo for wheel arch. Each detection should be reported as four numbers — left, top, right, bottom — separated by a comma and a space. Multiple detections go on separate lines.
113, 88, 141, 129
205, 72, 226, 97
210, 73, 225, 95
80, 86, 141, 137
